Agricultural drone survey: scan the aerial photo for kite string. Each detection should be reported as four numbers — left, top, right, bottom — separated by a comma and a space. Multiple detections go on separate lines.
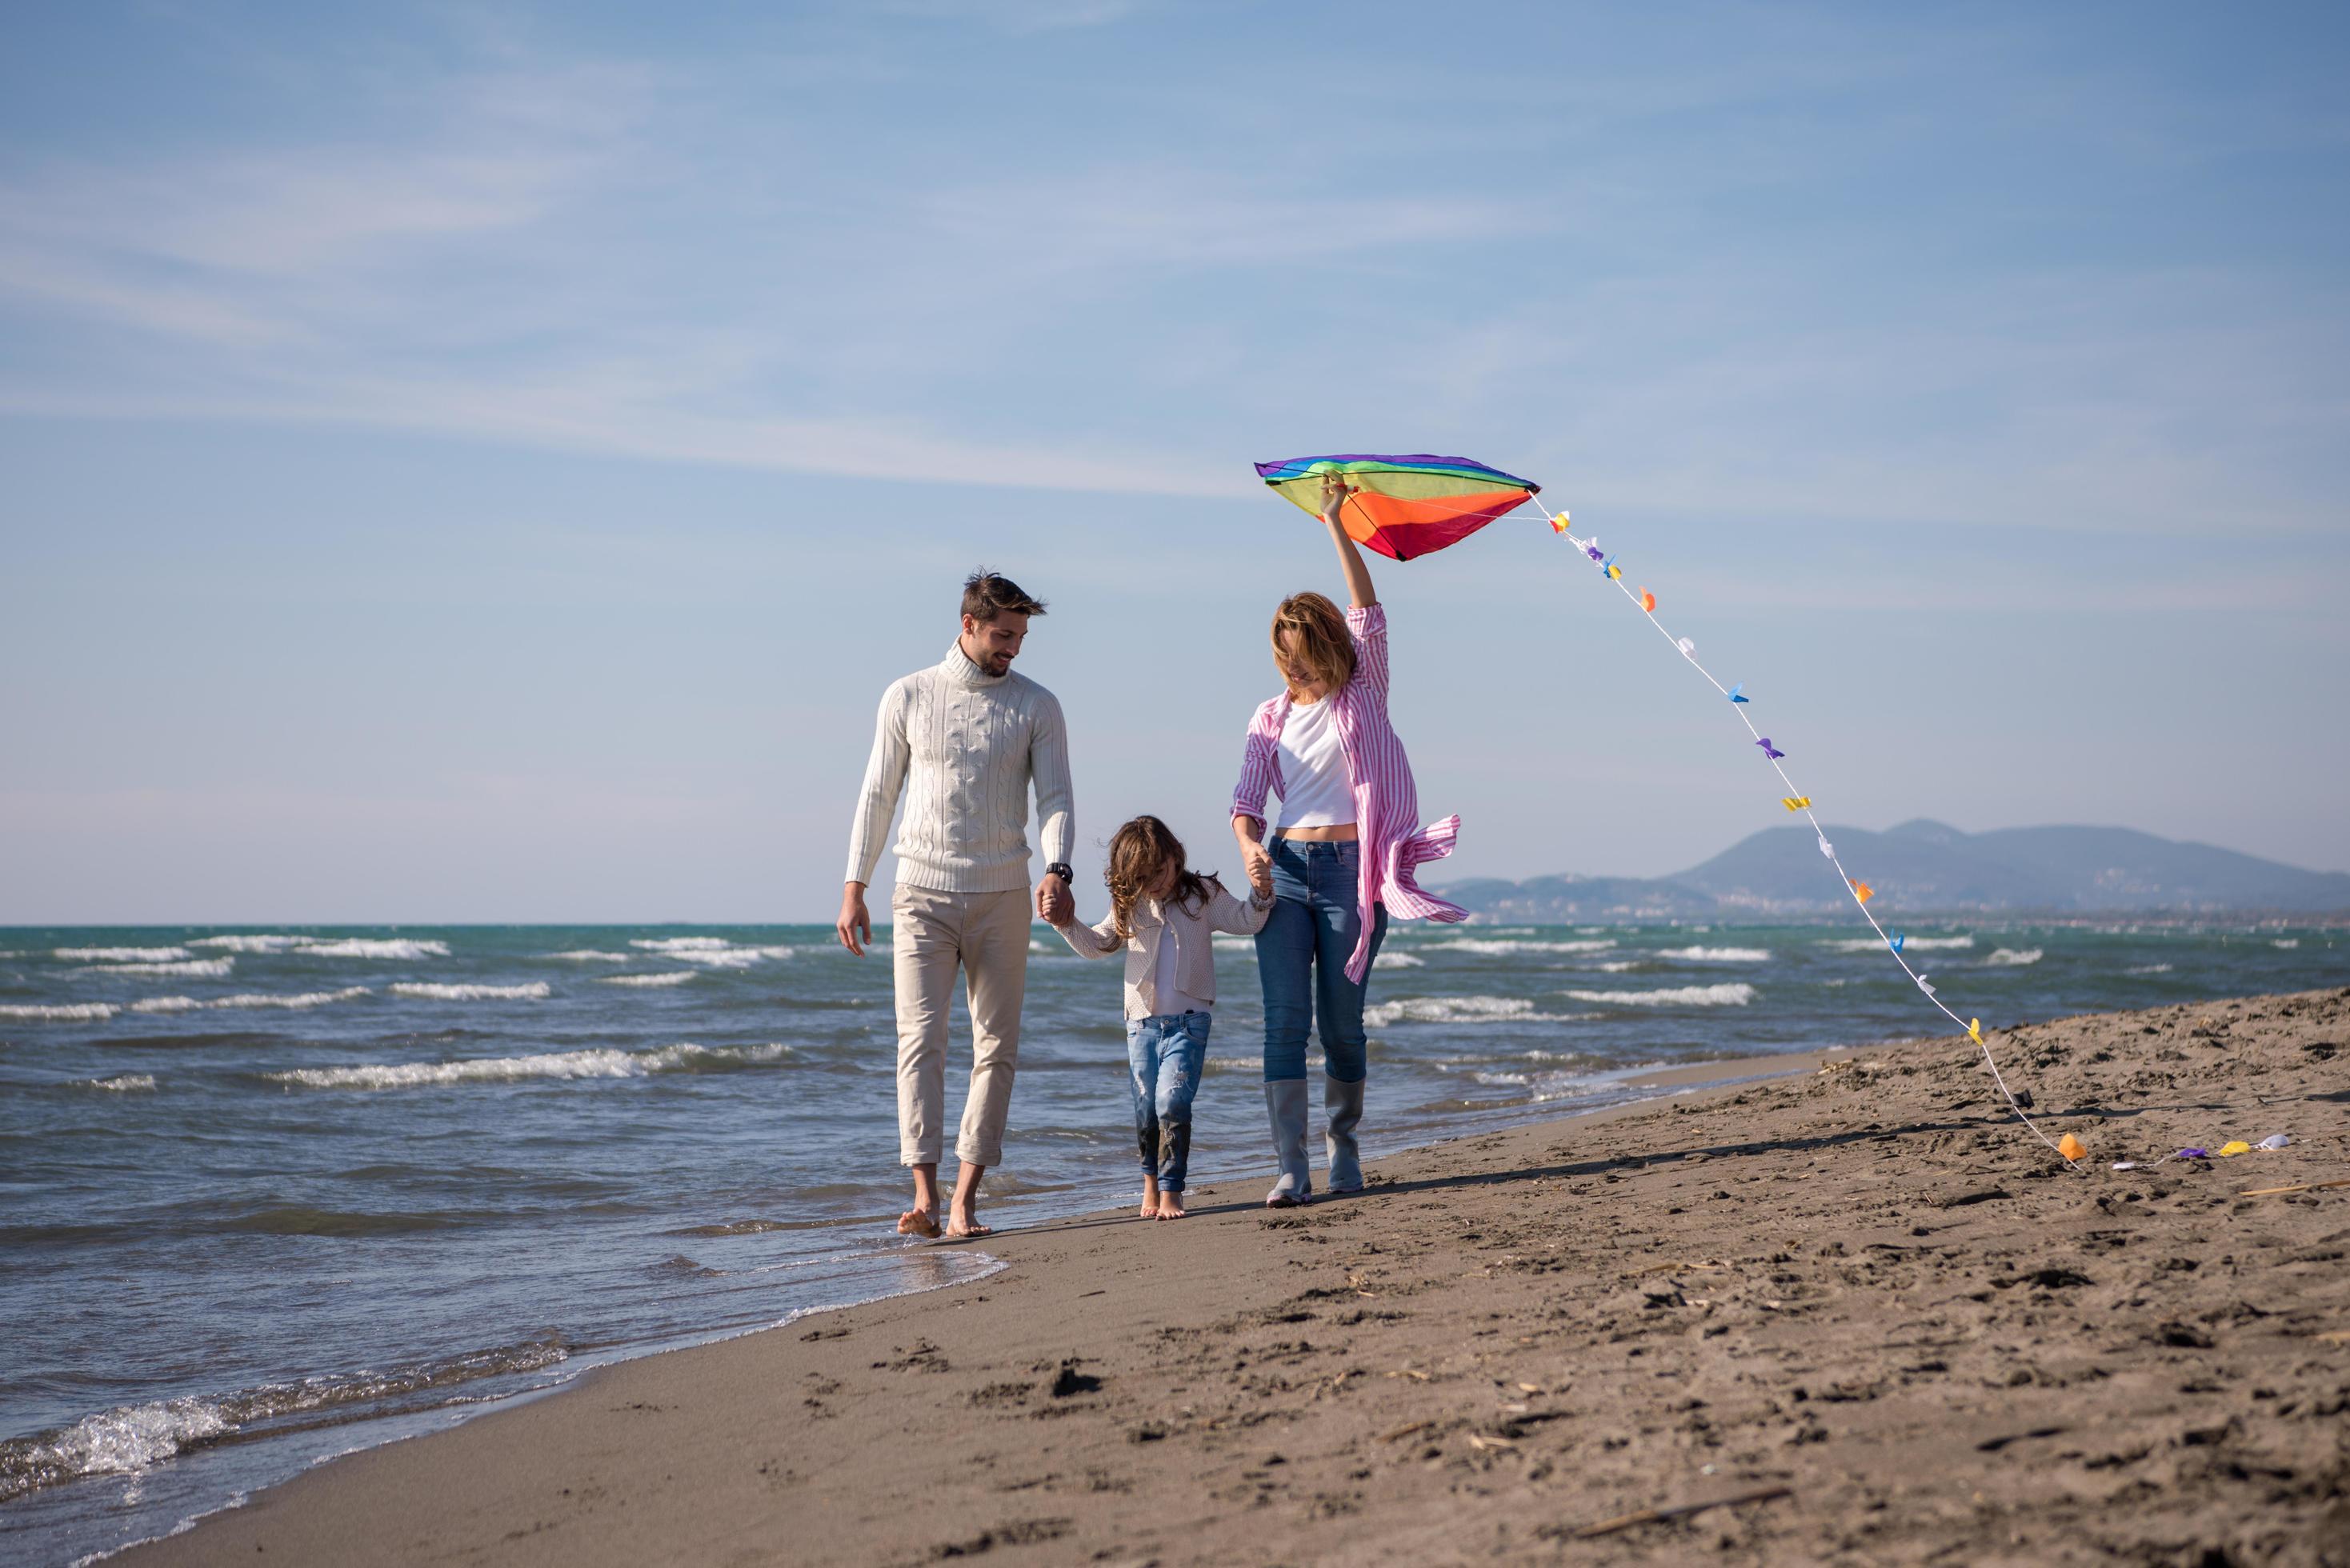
1553, 522, 2077, 1169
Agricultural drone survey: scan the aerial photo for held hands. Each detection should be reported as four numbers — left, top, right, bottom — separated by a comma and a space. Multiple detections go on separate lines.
1240, 838, 1274, 899
1035, 871, 1075, 928
836, 883, 871, 956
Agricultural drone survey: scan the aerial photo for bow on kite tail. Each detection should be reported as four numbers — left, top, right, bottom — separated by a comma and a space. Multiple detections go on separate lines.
1544, 514, 2082, 1172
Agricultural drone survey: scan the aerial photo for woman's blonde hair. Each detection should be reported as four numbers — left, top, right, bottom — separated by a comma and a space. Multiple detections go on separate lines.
1104, 815, 1216, 942
1270, 591, 1355, 697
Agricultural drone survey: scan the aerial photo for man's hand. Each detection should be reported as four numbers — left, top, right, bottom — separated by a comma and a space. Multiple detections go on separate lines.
836, 882, 871, 956
1035, 872, 1072, 927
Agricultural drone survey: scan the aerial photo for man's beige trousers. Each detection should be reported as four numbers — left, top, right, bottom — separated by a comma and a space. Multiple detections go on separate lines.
891, 883, 1030, 1168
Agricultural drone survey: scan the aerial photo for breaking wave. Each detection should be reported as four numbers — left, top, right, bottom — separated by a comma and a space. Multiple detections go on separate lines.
0, 1336, 571, 1502
543, 950, 631, 962
1564, 983, 1757, 1007
629, 938, 733, 953
130, 988, 371, 1014
1373, 951, 1425, 969
298, 938, 451, 960
2127, 962, 2175, 975
601, 971, 697, 988
0, 1002, 118, 1022
189, 934, 310, 952
265, 1042, 791, 1090
1655, 946, 1772, 962
1824, 934, 1974, 953
1428, 938, 1615, 955
77, 957, 234, 978
82, 1073, 157, 1092
54, 946, 190, 962
1982, 948, 2044, 967
389, 982, 551, 1002
1365, 995, 1581, 1026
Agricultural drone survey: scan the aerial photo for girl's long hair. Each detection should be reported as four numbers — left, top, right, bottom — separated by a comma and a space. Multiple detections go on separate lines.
1104, 816, 1217, 942
1271, 591, 1355, 698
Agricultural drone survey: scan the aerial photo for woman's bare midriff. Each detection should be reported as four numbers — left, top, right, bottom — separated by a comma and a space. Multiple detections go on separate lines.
1276, 823, 1359, 842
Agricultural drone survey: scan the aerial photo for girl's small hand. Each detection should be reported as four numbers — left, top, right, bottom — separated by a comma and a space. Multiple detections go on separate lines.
1243, 840, 1274, 898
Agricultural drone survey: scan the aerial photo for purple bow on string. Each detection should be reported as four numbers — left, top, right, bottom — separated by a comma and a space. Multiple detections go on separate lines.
1756, 738, 1785, 760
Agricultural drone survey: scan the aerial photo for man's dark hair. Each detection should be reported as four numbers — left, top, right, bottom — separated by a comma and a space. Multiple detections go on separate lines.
961, 570, 1047, 624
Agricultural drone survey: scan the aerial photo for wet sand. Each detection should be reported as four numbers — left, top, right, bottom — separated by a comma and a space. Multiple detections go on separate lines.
126, 987, 2349, 1566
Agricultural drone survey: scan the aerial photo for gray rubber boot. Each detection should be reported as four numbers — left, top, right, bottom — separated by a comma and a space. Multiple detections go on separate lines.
1324, 1075, 1366, 1193
1263, 1080, 1313, 1206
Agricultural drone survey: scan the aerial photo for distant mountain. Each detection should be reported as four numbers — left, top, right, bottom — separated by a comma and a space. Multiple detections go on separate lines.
1440, 821, 2350, 922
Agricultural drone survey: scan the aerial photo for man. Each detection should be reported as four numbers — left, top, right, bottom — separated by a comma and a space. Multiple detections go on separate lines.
837, 570, 1075, 1239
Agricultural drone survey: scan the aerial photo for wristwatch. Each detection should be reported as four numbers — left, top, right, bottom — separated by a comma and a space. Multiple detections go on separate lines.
1045, 862, 1073, 883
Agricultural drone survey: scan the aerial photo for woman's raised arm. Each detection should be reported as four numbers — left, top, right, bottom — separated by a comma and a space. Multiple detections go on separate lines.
1319, 474, 1377, 610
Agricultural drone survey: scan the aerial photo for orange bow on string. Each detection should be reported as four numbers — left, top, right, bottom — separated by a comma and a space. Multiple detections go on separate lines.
1639, 588, 1656, 613
1782, 796, 1811, 810
1551, 512, 1571, 534
1849, 878, 1875, 904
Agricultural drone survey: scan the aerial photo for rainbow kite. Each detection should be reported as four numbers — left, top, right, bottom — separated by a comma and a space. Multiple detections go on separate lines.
1255, 454, 1540, 562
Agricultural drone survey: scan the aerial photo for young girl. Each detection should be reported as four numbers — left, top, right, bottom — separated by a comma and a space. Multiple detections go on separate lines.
1231, 474, 1467, 1206
1051, 815, 1274, 1219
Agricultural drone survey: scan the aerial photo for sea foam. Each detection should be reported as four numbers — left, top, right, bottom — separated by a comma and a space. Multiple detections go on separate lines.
0, 1002, 118, 1021
1655, 946, 1772, 962
543, 950, 631, 962
1428, 938, 1615, 955
298, 938, 451, 960
54, 946, 191, 962
83, 1074, 158, 1092
1565, 983, 1757, 1007
1366, 995, 1579, 1026
390, 982, 551, 1002
600, 971, 697, 988
1982, 948, 2044, 967
266, 1041, 791, 1090
75, 957, 235, 978
130, 988, 370, 1014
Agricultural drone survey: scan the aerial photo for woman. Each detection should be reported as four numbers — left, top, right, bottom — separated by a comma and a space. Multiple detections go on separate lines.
1231, 474, 1466, 1206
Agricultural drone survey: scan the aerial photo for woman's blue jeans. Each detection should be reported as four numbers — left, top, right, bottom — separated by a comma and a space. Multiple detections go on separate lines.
1255, 838, 1387, 1084
1127, 1011, 1209, 1190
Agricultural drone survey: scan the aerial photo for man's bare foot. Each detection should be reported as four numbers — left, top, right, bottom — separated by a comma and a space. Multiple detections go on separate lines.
897, 1206, 941, 1239
943, 1207, 992, 1239
1139, 1179, 1159, 1220
1155, 1191, 1187, 1220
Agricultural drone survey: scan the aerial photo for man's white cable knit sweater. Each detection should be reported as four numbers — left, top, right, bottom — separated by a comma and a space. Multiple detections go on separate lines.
844, 642, 1075, 894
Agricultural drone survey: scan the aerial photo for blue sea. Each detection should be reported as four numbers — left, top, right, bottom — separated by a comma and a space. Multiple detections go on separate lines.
2, 918, 2342, 1562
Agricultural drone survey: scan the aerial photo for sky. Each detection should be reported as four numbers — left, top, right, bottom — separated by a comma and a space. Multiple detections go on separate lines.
2, 1, 2345, 924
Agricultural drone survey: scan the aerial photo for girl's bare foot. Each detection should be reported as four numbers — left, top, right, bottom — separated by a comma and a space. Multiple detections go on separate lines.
1155, 1191, 1187, 1220
896, 1206, 941, 1239
943, 1207, 992, 1239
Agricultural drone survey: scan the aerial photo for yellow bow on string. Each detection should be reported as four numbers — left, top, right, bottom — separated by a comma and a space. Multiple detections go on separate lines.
1782, 796, 1811, 810
1967, 1018, 1984, 1045
1606, 564, 1622, 581
1848, 878, 1875, 904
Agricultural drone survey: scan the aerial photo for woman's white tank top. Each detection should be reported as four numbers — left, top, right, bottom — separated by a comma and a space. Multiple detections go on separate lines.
1275, 696, 1355, 831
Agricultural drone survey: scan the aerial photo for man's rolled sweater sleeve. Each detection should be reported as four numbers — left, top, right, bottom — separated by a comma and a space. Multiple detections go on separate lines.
844, 681, 911, 886
1030, 689, 1075, 871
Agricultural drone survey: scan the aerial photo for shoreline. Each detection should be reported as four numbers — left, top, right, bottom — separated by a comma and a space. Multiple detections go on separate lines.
117, 987, 2350, 1564
63, 1042, 1848, 1562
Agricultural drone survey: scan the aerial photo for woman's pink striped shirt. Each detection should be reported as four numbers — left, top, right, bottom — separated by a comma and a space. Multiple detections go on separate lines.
1230, 602, 1466, 982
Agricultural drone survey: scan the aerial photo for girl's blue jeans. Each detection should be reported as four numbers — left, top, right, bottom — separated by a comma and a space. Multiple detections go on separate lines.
1127, 1010, 1209, 1190
1255, 837, 1387, 1084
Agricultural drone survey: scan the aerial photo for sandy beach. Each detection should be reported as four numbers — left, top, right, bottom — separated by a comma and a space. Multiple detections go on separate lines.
122, 986, 2348, 1566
